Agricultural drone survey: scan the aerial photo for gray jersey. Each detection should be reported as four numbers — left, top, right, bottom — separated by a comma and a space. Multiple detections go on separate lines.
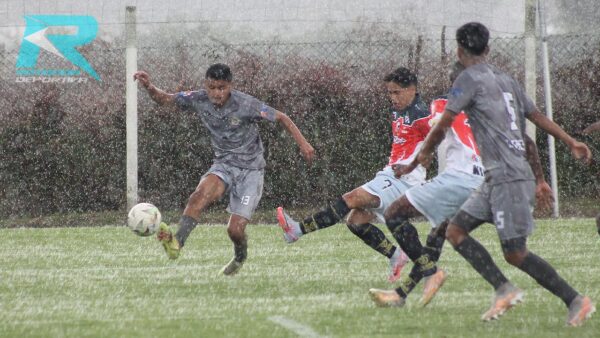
175, 89, 277, 169
446, 63, 536, 184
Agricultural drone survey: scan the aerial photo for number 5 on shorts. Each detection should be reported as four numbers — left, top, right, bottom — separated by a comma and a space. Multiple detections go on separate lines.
495, 211, 505, 230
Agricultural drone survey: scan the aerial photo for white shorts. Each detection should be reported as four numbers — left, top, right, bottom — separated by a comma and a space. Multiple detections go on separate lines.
405, 168, 484, 228
361, 167, 415, 223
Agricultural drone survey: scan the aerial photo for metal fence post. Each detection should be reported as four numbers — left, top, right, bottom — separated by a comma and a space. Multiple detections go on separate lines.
126, 6, 138, 210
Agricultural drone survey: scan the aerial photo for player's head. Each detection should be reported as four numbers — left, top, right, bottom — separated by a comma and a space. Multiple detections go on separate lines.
383, 67, 418, 111
205, 63, 233, 107
456, 22, 490, 64
449, 61, 465, 83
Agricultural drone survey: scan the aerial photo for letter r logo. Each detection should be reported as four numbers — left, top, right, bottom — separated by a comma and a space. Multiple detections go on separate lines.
16, 15, 100, 80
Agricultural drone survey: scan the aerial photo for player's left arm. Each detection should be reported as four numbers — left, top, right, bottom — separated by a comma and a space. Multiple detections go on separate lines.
274, 111, 315, 165
527, 110, 592, 164
583, 121, 600, 135
524, 134, 553, 211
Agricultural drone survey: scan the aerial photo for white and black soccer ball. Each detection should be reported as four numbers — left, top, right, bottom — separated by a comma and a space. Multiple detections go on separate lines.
127, 203, 161, 237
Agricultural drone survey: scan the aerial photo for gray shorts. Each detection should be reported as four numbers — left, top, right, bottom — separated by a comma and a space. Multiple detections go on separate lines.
361, 167, 415, 223
405, 169, 483, 228
458, 179, 536, 240
204, 162, 264, 220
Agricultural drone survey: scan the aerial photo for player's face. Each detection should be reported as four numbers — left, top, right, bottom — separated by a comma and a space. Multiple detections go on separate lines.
204, 78, 232, 108
386, 82, 416, 111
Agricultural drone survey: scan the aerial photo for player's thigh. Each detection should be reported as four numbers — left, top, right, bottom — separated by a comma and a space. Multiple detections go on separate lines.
407, 170, 483, 228
490, 180, 536, 241
357, 170, 412, 223
228, 167, 264, 220
343, 186, 380, 209
347, 208, 376, 225
190, 172, 227, 206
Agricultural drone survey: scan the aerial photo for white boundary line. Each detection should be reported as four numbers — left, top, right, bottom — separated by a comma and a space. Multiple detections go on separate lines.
268, 316, 328, 338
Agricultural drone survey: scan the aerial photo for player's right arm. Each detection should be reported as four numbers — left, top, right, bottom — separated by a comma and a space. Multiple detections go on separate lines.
527, 110, 592, 164
133, 71, 176, 106
583, 121, 600, 135
416, 110, 456, 168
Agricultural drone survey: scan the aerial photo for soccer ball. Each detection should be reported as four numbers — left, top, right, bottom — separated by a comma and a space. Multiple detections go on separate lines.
127, 203, 161, 237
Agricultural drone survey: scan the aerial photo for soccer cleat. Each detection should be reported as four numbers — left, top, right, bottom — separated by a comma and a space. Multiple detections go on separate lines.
368, 288, 406, 308
156, 222, 180, 260
481, 283, 524, 321
420, 269, 448, 306
276, 207, 302, 243
219, 257, 244, 276
566, 295, 595, 327
388, 249, 409, 283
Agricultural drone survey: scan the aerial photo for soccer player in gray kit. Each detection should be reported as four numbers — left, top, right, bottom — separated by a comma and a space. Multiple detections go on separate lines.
408, 22, 595, 326
134, 64, 314, 276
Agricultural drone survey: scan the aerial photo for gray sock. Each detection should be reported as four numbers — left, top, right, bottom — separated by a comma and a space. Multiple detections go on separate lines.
175, 215, 198, 246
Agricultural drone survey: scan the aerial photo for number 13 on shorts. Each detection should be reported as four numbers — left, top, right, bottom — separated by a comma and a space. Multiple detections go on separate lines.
241, 195, 251, 205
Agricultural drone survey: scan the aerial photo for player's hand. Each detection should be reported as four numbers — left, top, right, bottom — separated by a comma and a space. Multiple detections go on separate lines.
535, 181, 554, 212
392, 161, 417, 178
569, 141, 592, 164
300, 142, 315, 166
133, 71, 151, 88
416, 151, 434, 168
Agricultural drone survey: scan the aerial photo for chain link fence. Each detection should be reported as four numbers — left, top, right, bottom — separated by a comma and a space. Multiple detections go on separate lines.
1, 33, 598, 218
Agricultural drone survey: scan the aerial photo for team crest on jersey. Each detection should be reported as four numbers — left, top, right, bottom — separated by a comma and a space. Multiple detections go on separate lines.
404, 115, 410, 124
230, 117, 241, 126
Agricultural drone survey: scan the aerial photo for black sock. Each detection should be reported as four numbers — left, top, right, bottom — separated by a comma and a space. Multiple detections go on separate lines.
395, 265, 424, 298
175, 215, 198, 246
234, 238, 248, 262
517, 252, 578, 307
596, 213, 600, 236
453, 236, 509, 290
300, 197, 351, 233
423, 232, 445, 262
387, 219, 423, 262
347, 223, 396, 258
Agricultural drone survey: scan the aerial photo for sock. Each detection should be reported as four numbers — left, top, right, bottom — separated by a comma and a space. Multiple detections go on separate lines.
395, 265, 424, 298
175, 215, 198, 246
423, 232, 445, 262
300, 197, 351, 233
517, 252, 578, 307
453, 236, 509, 290
387, 218, 423, 262
234, 238, 248, 262
347, 223, 396, 258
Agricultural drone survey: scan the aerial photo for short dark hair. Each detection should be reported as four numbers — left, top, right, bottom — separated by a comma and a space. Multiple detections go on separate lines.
206, 63, 233, 81
456, 22, 489, 56
383, 67, 417, 87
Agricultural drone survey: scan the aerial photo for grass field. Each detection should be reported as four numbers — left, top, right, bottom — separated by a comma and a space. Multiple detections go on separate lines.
1, 218, 598, 337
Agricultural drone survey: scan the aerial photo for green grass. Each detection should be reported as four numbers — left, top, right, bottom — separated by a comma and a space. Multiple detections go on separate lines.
1, 219, 598, 337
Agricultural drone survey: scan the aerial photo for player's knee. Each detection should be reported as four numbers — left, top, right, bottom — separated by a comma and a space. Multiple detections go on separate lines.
445, 223, 466, 247
503, 251, 527, 267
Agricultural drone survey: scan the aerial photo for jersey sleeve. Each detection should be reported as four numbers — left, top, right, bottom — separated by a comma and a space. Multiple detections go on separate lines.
247, 97, 277, 123
174, 91, 199, 111
446, 72, 476, 115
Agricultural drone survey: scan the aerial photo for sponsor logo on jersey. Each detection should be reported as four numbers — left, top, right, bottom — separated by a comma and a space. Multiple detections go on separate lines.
393, 136, 406, 144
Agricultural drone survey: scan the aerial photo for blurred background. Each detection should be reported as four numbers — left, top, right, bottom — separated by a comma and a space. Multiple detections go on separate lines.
0, 0, 598, 219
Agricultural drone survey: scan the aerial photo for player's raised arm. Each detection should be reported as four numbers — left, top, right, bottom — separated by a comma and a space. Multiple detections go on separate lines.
133, 71, 176, 106
527, 110, 592, 164
274, 110, 315, 165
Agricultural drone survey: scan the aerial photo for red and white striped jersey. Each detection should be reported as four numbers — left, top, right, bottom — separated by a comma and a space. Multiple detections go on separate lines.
387, 94, 431, 185
431, 97, 484, 176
